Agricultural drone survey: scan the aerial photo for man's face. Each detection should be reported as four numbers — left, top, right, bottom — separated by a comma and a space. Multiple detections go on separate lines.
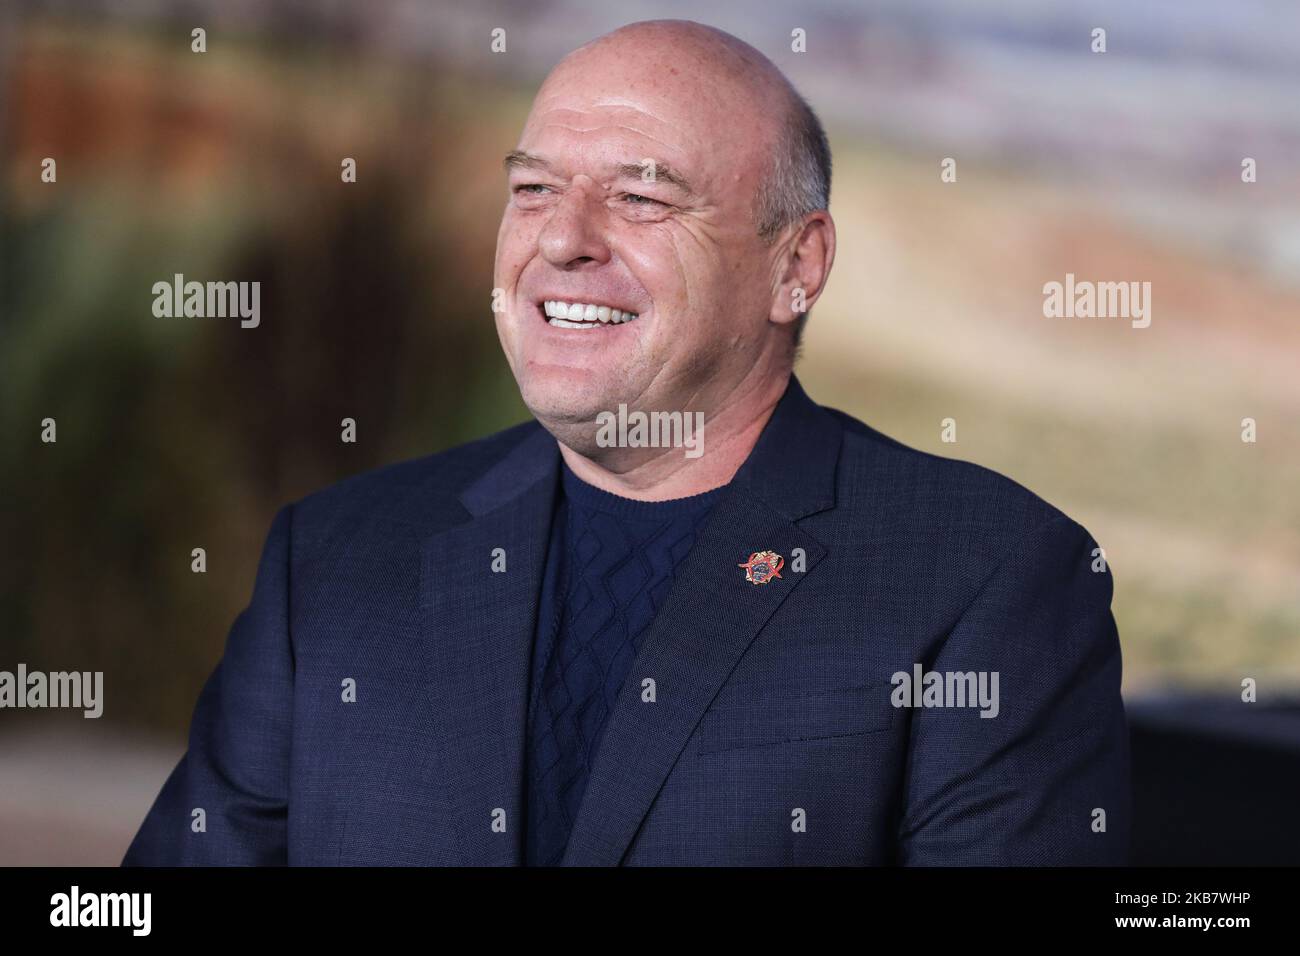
492, 47, 785, 439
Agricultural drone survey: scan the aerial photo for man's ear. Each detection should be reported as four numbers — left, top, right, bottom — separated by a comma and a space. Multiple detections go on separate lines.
769, 210, 836, 329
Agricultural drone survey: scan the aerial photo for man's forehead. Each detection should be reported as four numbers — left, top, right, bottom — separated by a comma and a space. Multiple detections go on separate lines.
534, 95, 674, 116
517, 96, 703, 167
521, 98, 695, 152
514, 98, 764, 190
526, 52, 768, 141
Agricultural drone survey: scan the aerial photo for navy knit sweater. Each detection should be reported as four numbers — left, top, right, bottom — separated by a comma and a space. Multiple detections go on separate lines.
524, 459, 726, 865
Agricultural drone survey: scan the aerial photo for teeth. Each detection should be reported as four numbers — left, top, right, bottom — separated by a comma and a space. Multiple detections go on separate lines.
542, 300, 639, 327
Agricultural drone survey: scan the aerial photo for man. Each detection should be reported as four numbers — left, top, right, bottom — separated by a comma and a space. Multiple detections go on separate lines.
124, 20, 1129, 866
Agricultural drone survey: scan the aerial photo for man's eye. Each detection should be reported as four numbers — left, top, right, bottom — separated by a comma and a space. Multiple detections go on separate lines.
514, 184, 551, 195
623, 193, 665, 206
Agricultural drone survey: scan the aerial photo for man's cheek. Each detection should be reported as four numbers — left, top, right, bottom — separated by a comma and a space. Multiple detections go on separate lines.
664, 230, 729, 294
496, 212, 534, 261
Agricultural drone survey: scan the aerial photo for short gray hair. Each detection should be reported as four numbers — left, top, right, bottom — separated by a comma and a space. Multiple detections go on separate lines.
754, 89, 831, 349
755, 90, 831, 243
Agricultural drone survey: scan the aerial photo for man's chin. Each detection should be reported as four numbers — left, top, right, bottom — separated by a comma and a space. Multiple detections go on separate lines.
519, 381, 607, 431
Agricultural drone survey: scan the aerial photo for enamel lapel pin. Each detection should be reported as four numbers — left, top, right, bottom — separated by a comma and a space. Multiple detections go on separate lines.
739, 550, 783, 585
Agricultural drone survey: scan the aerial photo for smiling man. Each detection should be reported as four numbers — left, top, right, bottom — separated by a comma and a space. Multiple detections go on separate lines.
124, 20, 1130, 867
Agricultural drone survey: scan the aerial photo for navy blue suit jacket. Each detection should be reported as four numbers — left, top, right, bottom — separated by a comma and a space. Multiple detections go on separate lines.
124, 375, 1130, 865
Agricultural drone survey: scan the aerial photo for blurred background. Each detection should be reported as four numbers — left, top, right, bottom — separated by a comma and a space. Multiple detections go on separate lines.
2, 0, 1298, 864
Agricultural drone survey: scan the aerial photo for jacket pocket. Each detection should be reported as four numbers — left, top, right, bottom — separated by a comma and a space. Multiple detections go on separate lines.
695, 683, 894, 755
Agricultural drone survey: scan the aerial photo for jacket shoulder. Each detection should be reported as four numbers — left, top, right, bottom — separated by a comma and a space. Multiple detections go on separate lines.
287, 419, 542, 536
826, 407, 1092, 561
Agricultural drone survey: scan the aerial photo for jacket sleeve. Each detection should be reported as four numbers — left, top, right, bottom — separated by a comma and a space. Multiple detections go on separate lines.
897, 514, 1131, 865
122, 505, 296, 866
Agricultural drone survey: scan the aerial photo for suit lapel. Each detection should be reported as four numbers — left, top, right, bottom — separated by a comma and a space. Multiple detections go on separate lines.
562, 375, 843, 865
420, 427, 559, 865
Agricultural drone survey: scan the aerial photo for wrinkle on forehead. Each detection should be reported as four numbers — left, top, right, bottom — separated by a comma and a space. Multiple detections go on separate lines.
527, 93, 717, 145
535, 77, 770, 134
526, 106, 679, 142
525, 100, 781, 199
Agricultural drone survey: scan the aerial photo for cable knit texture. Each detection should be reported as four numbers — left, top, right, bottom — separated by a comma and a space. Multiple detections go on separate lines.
524, 461, 725, 866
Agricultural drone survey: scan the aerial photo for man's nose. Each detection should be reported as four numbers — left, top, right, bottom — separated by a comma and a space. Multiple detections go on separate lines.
537, 184, 611, 268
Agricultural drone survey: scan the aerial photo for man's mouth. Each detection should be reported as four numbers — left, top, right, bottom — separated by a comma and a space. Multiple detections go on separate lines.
541, 299, 641, 329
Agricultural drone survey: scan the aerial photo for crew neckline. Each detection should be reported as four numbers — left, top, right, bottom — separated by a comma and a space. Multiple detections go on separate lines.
559, 459, 728, 519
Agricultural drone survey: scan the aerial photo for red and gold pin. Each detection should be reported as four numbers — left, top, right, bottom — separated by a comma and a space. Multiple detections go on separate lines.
738, 550, 783, 585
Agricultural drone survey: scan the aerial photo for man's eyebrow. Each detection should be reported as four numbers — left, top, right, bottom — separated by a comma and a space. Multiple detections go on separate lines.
503, 149, 552, 173
615, 161, 694, 195
503, 150, 694, 195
